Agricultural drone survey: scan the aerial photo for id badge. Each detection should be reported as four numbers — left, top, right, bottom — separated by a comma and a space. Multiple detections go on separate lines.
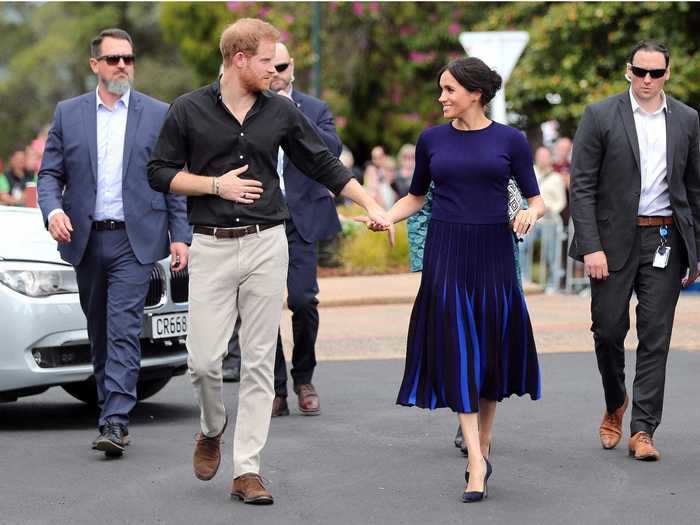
653, 246, 670, 269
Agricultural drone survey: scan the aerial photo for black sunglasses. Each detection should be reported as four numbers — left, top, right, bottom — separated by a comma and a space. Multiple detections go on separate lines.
630, 65, 666, 79
97, 54, 135, 66
274, 63, 290, 73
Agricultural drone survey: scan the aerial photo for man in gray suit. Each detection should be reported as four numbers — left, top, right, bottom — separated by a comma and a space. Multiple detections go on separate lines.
570, 41, 700, 461
38, 28, 191, 457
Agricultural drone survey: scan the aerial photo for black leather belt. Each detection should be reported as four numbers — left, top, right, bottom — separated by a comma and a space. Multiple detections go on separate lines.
193, 222, 283, 239
92, 220, 125, 231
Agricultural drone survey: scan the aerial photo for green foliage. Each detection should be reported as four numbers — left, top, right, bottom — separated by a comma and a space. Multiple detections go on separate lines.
477, 2, 700, 135
0, 2, 196, 159
159, 1, 489, 163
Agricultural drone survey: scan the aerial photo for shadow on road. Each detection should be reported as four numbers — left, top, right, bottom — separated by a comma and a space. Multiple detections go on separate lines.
0, 398, 197, 432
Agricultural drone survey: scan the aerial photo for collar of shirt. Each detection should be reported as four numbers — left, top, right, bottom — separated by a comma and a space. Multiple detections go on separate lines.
629, 87, 667, 116
96, 87, 130, 111
210, 79, 271, 112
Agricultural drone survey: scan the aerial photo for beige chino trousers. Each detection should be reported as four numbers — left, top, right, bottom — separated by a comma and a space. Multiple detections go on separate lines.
186, 224, 288, 476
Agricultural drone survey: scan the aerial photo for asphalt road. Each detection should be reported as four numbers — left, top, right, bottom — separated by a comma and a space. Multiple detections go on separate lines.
1, 352, 700, 525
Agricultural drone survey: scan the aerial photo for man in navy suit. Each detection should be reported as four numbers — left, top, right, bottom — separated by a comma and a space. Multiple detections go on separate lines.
38, 28, 191, 457
268, 42, 342, 416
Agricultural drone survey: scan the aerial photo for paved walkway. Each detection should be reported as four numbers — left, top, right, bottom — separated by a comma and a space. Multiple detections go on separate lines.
280, 274, 700, 361
3, 355, 700, 525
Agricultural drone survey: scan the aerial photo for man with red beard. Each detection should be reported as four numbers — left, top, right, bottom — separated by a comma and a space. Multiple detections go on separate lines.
148, 18, 389, 504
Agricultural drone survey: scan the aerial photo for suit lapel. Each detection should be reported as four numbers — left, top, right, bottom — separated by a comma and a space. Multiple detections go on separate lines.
619, 94, 641, 174
665, 97, 676, 181
83, 93, 98, 181
122, 91, 144, 182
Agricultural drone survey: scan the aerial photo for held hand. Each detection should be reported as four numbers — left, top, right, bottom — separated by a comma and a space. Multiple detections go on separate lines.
48, 211, 73, 243
583, 251, 609, 280
170, 242, 189, 272
682, 262, 700, 288
217, 165, 264, 204
353, 216, 396, 247
512, 208, 538, 236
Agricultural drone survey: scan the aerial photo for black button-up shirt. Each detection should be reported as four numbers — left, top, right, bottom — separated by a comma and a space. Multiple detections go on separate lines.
148, 80, 351, 227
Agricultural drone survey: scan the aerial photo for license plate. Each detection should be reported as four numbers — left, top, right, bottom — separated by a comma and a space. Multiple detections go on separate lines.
150, 313, 188, 339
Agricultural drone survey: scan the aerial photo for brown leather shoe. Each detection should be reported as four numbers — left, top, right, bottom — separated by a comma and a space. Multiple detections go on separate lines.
296, 383, 320, 416
193, 416, 227, 481
271, 396, 290, 417
231, 473, 274, 505
599, 395, 628, 449
629, 432, 661, 461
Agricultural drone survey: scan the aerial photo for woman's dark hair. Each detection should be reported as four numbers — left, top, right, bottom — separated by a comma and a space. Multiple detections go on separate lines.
629, 40, 670, 68
437, 57, 503, 106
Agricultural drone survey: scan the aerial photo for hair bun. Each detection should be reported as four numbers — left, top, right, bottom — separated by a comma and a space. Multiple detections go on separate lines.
490, 69, 503, 92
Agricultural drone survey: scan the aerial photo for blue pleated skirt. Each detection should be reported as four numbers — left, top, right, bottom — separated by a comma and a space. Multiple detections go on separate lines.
396, 219, 541, 413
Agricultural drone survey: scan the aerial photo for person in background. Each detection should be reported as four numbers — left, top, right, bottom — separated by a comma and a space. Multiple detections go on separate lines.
2, 148, 30, 205
380, 156, 398, 208
531, 146, 566, 292
570, 40, 700, 461
394, 143, 416, 198
267, 41, 344, 418
552, 136, 572, 225
38, 28, 190, 458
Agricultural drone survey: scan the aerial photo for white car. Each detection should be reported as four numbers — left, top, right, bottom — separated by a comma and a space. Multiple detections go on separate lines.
0, 205, 189, 404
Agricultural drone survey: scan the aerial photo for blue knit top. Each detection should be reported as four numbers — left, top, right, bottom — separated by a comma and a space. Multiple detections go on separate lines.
409, 122, 540, 224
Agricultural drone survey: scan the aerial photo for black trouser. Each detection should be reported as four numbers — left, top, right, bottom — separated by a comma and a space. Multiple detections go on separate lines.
590, 224, 683, 436
223, 220, 320, 397
274, 219, 320, 397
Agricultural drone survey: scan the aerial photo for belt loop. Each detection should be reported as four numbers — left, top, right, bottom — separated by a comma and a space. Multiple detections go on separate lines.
212, 227, 218, 240
255, 224, 261, 237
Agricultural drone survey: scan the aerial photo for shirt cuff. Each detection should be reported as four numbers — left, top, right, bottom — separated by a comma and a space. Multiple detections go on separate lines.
47, 208, 64, 221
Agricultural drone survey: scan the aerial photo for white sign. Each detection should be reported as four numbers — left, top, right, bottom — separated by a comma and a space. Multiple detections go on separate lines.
458, 31, 529, 124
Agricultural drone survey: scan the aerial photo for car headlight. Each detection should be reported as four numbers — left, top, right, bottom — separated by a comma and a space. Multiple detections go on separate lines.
0, 261, 79, 297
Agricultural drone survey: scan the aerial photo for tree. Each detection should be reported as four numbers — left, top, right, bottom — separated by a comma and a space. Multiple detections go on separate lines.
0, 2, 196, 159
160, 2, 490, 163
477, 2, 700, 137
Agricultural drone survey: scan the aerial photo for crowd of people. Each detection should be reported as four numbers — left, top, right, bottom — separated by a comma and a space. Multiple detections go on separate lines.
0, 129, 47, 206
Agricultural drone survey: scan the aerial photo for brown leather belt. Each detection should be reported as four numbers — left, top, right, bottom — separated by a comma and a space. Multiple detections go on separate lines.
636, 216, 673, 227
193, 222, 283, 239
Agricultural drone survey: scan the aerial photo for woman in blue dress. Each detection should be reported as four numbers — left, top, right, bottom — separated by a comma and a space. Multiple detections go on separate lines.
365, 57, 544, 502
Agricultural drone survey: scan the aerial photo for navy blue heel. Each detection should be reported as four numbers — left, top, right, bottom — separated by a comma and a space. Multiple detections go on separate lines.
464, 442, 492, 483
462, 459, 492, 503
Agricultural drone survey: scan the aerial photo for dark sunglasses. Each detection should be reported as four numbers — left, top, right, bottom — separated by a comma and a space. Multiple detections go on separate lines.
97, 54, 135, 66
274, 63, 290, 73
630, 65, 666, 79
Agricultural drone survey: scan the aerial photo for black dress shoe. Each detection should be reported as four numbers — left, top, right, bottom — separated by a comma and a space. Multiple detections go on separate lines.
94, 420, 127, 457
222, 367, 240, 383
92, 425, 130, 449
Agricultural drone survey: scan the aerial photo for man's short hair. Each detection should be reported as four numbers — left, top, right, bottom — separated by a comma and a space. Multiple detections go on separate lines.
629, 40, 670, 68
91, 28, 133, 58
219, 18, 280, 65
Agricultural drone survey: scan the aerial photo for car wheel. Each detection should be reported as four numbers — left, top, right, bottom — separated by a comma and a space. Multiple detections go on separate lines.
62, 376, 173, 405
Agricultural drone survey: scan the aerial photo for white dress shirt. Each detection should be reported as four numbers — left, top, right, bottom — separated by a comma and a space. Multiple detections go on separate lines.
48, 88, 130, 223
630, 89, 671, 216
94, 88, 129, 221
